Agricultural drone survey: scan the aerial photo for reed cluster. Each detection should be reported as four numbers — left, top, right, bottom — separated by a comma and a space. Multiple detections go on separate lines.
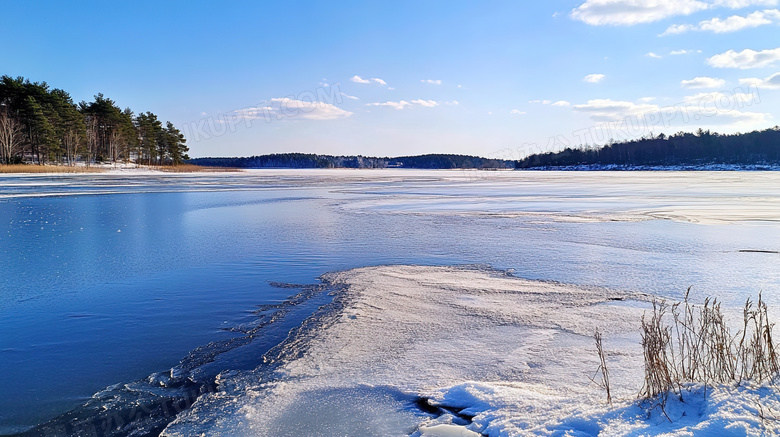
640, 291, 779, 400
0, 164, 105, 173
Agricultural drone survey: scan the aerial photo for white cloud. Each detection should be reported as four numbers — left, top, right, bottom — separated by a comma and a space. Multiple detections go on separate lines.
530, 99, 569, 106
638, 97, 657, 102
445, 100, 460, 105
234, 99, 353, 121
663, 24, 695, 34
351, 75, 387, 86
710, 0, 777, 8
571, 0, 709, 26
366, 99, 441, 110
340, 92, 359, 100
571, 91, 768, 131
646, 52, 663, 58
681, 76, 727, 88
669, 49, 703, 55
662, 9, 780, 35
421, 79, 443, 85
739, 71, 780, 88
572, 0, 778, 26
269, 98, 353, 120
707, 46, 780, 68
366, 100, 411, 110
510, 109, 527, 115
584, 73, 606, 83
573, 99, 660, 121
683, 90, 759, 104
682, 91, 770, 126
411, 99, 439, 107
350, 75, 371, 84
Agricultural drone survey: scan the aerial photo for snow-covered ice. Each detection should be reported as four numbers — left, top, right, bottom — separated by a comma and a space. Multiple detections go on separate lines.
6, 169, 780, 435
161, 265, 641, 436
162, 265, 780, 436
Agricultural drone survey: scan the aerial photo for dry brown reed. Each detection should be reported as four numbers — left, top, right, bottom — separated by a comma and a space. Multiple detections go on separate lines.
639, 290, 778, 403
0, 164, 105, 173
591, 329, 613, 405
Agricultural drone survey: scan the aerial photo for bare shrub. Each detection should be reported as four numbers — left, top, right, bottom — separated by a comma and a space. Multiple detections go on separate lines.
591, 329, 612, 405
637, 291, 779, 404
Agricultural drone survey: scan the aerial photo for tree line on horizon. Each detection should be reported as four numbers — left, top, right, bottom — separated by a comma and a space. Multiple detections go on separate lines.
189, 153, 515, 169
516, 127, 780, 169
0, 76, 189, 166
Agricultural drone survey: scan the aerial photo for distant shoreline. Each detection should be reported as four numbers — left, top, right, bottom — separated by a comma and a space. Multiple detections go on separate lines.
518, 163, 780, 171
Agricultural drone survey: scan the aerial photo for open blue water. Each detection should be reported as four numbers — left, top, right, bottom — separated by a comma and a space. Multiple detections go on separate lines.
2, 170, 780, 434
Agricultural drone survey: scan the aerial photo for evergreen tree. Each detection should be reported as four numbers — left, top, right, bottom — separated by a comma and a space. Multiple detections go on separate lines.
0, 76, 188, 166
165, 121, 189, 165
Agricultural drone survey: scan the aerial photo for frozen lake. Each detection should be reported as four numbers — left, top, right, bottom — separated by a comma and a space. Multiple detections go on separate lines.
2, 169, 780, 434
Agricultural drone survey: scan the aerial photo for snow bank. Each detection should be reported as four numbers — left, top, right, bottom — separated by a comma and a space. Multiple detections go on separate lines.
162, 265, 655, 436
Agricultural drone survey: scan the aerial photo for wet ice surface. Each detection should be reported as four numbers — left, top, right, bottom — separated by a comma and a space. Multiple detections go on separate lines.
2, 169, 780, 434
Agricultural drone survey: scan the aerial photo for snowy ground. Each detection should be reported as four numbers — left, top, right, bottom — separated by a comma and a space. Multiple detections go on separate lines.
159, 265, 780, 436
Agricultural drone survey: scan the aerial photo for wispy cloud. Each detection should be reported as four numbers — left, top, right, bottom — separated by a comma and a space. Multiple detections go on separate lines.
531, 100, 572, 107
662, 9, 780, 35
510, 109, 527, 115
739, 71, 780, 89
670, 49, 703, 55
366, 100, 411, 110
571, 0, 778, 26
571, 0, 710, 26
710, 0, 778, 8
707, 46, 780, 68
234, 98, 353, 121
421, 79, 443, 85
340, 92, 359, 100
646, 52, 663, 58
351, 75, 388, 86
681, 76, 727, 88
411, 99, 439, 107
584, 73, 606, 83
366, 99, 441, 110
573, 99, 660, 121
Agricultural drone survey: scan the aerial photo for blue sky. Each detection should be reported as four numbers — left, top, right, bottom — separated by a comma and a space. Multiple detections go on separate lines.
2, 0, 779, 158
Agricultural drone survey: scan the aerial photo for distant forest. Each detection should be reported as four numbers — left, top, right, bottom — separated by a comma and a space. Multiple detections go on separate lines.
0, 76, 188, 165
189, 153, 515, 169
516, 127, 780, 169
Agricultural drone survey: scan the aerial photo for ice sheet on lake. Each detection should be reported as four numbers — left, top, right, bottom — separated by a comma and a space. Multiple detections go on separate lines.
6, 169, 780, 224
335, 171, 780, 224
